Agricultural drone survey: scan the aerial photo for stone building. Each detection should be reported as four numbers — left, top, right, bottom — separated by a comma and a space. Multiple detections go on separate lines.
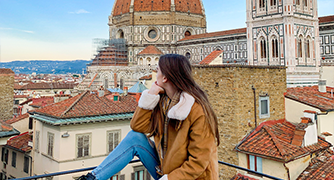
192, 65, 286, 179
0, 69, 14, 121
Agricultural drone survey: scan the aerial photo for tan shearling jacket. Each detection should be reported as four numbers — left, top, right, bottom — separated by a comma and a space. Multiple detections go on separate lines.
130, 90, 218, 180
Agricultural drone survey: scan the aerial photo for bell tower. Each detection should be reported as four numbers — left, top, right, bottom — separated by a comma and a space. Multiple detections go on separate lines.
246, 0, 320, 87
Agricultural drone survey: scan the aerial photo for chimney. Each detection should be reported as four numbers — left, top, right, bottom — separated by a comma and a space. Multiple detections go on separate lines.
318, 80, 327, 93
292, 115, 318, 147
124, 87, 128, 95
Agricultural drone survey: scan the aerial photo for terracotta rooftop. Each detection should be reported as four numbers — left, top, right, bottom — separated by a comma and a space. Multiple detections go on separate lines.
29, 97, 55, 108
199, 50, 223, 65
319, 15, 334, 24
235, 119, 331, 162
113, 0, 204, 16
6, 131, 32, 152
0, 68, 14, 74
133, 0, 171, 14
285, 86, 334, 112
178, 28, 247, 42
297, 149, 334, 179
231, 173, 260, 180
6, 113, 29, 124
14, 95, 28, 98
138, 46, 163, 55
15, 82, 78, 90
34, 91, 137, 119
139, 74, 152, 80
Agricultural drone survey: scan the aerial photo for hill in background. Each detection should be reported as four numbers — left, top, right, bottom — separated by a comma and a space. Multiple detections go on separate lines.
0, 60, 92, 74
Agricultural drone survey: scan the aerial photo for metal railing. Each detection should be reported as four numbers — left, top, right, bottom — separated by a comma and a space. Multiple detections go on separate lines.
13, 160, 283, 180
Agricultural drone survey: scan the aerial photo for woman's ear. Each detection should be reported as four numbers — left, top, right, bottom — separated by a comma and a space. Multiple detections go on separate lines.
162, 76, 168, 83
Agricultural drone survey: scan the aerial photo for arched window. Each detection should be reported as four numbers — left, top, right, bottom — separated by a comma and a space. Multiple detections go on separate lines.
139, 58, 143, 65
296, 0, 300, 5
297, 36, 303, 58
185, 31, 191, 37
260, 38, 267, 59
305, 39, 310, 58
259, 0, 265, 8
304, 0, 307, 6
185, 52, 191, 60
270, 0, 277, 6
271, 37, 278, 58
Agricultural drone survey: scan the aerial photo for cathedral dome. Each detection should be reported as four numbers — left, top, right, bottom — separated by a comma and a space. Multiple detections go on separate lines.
112, 0, 205, 17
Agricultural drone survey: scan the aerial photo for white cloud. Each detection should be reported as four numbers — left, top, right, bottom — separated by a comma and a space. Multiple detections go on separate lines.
0, 27, 34, 33
69, 9, 90, 14
21, 30, 34, 34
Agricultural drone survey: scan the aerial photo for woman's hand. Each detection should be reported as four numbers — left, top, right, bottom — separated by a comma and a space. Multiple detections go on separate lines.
148, 81, 165, 95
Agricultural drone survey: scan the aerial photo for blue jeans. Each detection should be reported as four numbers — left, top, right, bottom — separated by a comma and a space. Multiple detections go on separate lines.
91, 130, 161, 180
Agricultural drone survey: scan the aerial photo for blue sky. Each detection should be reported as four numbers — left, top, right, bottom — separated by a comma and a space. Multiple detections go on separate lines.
0, 0, 333, 62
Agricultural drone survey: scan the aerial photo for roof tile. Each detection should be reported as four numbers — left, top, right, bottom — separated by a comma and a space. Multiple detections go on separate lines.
285, 86, 334, 111
199, 50, 223, 65
138, 46, 163, 55
178, 28, 247, 42
7, 131, 32, 152
235, 119, 331, 162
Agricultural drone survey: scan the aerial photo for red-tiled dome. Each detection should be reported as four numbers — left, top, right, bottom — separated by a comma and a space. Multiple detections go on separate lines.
112, 0, 204, 16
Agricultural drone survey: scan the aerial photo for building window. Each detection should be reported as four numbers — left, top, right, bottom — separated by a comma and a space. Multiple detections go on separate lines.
47, 132, 54, 157
108, 130, 121, 153
296, 0, 300, 5
297, 37, 303, 58
305, 39, 310, 58
29, 117, 33, 130
260, 38, 267, 59
271, 37, 279, 58
185, 52, 191, 60
132, 165, 149, 180
304, 0, 307, 6
270, 0, 277, 6
11, 152, 16, 168
259, 0, 265, 8
259, 96, 270, 118
77, 134, 90, 158
23, 156, 29, 173
1, 147, 8, 164
247, 155, 263, 173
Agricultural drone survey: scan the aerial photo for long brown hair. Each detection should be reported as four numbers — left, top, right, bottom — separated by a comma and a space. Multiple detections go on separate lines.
148, 54, 220, 145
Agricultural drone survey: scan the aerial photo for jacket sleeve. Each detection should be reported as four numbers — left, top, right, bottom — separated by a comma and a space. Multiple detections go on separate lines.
130, 89, 160, 133
168, 109, 217, 180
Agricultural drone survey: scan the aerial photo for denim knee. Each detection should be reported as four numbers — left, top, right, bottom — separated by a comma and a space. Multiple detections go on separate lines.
127, 130, 147, 141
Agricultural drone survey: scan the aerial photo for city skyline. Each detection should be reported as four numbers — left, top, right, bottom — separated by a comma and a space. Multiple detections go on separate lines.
0, 0, 333, 62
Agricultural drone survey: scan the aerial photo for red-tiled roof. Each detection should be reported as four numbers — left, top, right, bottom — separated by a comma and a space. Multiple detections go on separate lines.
139, 74, 152, 80
15, 82, 77, 90
319, 15, 334, 24
133, 0, 171, 13
138, 46, 163, 55
231, 173, 260, 180
6, 113, 29, 124
7, 132, 32, 152
199, 50, 223, 65
90, 46, 128, 66
14, 84, 24, 89
14, 95, 28, 98
29, 97, 54, 108
297, 149, 334, 180
285, 86, 334, 111
34, 91, 137, 119
113, 0, 131, 16
178, 28, 247, 42
235, 119, 331, 162
0, 68, 14, 74
0, 121, 13, 131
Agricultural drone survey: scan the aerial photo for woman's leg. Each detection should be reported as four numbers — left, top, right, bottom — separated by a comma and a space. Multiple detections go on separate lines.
91, 130, 160, 180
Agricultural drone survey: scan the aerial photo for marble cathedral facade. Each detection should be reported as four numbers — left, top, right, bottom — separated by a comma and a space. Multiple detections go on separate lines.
77, 0, 333, 91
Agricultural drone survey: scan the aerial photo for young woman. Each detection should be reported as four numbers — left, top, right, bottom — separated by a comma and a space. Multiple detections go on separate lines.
79, 54, 220, 180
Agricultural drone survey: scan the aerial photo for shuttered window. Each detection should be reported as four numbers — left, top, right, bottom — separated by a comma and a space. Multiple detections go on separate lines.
47, 132, 54, 157
108, 130, 121, 153
77, 134, 90, 158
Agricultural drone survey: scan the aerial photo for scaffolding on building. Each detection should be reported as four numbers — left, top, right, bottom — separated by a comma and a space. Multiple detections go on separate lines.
89, 38, 128, 66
